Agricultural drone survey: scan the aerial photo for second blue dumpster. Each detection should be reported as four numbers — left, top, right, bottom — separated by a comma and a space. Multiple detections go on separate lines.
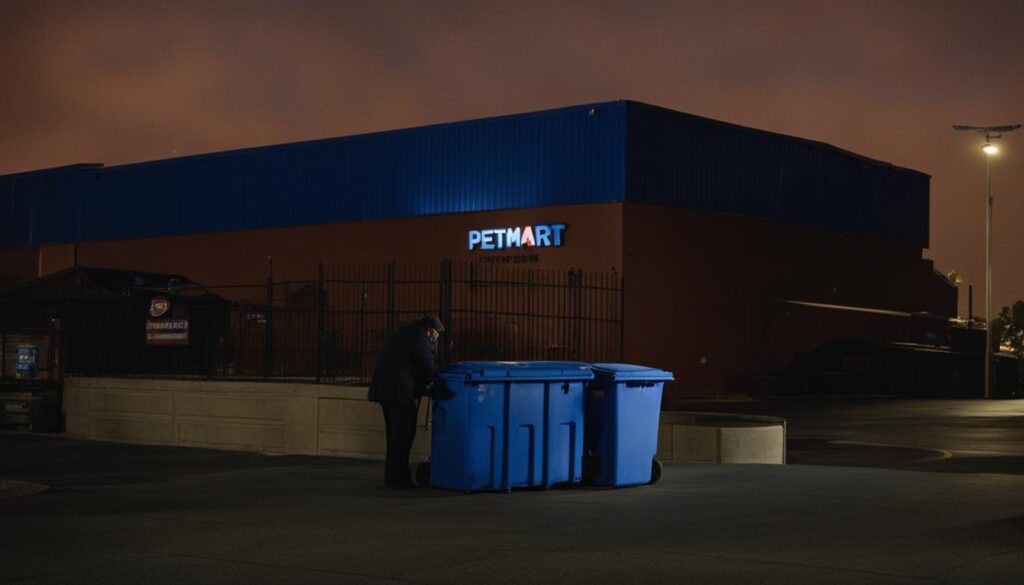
584, 363, 674, 487
422, 361, 593, 492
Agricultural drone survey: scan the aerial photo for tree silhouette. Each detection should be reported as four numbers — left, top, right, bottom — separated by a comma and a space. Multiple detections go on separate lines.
992, 301, 1024, 358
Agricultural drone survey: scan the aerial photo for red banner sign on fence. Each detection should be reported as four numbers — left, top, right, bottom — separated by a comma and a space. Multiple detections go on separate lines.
145, 319, 190, 346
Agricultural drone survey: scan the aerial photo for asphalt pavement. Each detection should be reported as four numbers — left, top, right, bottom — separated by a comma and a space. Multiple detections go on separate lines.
669, 397, 1024, 474
3, 398, 1024, 584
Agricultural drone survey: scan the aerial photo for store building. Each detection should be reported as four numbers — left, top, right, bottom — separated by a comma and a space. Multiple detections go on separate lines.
0, 101, 956, 398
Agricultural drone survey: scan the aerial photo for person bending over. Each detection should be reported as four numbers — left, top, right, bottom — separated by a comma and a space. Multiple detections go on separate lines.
368, 315, 444, 488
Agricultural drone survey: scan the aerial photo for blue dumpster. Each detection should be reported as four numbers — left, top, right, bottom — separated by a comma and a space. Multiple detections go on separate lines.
584, 363, 674, 487
422, 361, 593, 492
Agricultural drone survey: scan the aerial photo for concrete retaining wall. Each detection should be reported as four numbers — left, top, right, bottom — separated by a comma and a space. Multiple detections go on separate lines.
64, 377, 430, 460
65, 378, 785, 464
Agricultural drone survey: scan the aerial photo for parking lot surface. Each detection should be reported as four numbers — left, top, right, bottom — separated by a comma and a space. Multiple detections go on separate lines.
3, 398, 1024, 584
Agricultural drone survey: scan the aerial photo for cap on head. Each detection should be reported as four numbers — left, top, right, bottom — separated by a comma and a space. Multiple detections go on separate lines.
421, 315, 445, 333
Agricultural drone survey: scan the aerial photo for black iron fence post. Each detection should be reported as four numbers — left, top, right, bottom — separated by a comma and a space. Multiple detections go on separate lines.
62, 300, 70, 381
563, 269, 572, 358
265, 277, 274, 379
445, 259, 453, 363
127, 288, 135, 375
386, 260, 396, 334
359, 278, 368, 379
120, 301, 131, 375
619, 275, 626, 362
437, 259, 453, 365
220, 305, 228, 377
55, 322, 63, 382
204, 307, 212, 379
527, 270, 535, 361
437, 259, 444, 364
47, 318, 56, 381
234, 300, 243, 377
315, 261, 325, 383
574, 269, 583, 359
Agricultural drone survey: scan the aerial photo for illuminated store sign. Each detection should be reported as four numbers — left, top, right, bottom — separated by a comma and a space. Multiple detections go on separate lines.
468, 224, 566, 251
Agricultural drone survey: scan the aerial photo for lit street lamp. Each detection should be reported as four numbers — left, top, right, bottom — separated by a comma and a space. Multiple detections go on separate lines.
953, 123, 1021, 398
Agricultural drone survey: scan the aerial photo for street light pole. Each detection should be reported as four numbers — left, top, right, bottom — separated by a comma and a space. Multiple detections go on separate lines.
954, 123, 1020, 399
985, 150, 992, 399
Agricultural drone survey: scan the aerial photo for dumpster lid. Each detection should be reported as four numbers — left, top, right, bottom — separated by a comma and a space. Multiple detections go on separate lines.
590, 363, 674, 382
442, 361, 594, 383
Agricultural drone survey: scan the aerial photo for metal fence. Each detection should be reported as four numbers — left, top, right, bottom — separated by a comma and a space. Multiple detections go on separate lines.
4, 260, 623, 384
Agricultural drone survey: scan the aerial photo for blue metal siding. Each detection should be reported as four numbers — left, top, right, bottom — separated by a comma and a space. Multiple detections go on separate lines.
0, 100, 929, 250
20, 102, 626, 246
624, 102, 930, 247
0, 175, 28, 248
1, 168, 90, 248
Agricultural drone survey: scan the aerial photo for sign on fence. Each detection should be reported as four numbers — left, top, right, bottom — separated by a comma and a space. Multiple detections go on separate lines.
15, 344, 38, 379
145, 319, 190, 345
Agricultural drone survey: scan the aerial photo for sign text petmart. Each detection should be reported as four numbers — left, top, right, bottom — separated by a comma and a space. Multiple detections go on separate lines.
468, 224, 566, 251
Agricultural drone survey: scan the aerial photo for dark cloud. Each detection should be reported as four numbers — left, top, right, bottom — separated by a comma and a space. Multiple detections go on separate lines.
1, 0, 1022, 310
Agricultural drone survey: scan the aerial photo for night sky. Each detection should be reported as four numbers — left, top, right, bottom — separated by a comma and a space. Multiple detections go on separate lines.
2, 0, 1022, 315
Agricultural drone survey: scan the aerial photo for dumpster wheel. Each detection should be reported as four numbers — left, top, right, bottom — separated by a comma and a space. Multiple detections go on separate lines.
416, 462, 431, 488
649, 458, 663, 485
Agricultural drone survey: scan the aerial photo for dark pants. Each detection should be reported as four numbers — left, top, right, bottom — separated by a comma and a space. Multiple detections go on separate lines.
381, 403, 418, 486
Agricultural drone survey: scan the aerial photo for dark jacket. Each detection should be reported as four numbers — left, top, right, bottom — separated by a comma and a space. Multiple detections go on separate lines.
368, 322, 436, 409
